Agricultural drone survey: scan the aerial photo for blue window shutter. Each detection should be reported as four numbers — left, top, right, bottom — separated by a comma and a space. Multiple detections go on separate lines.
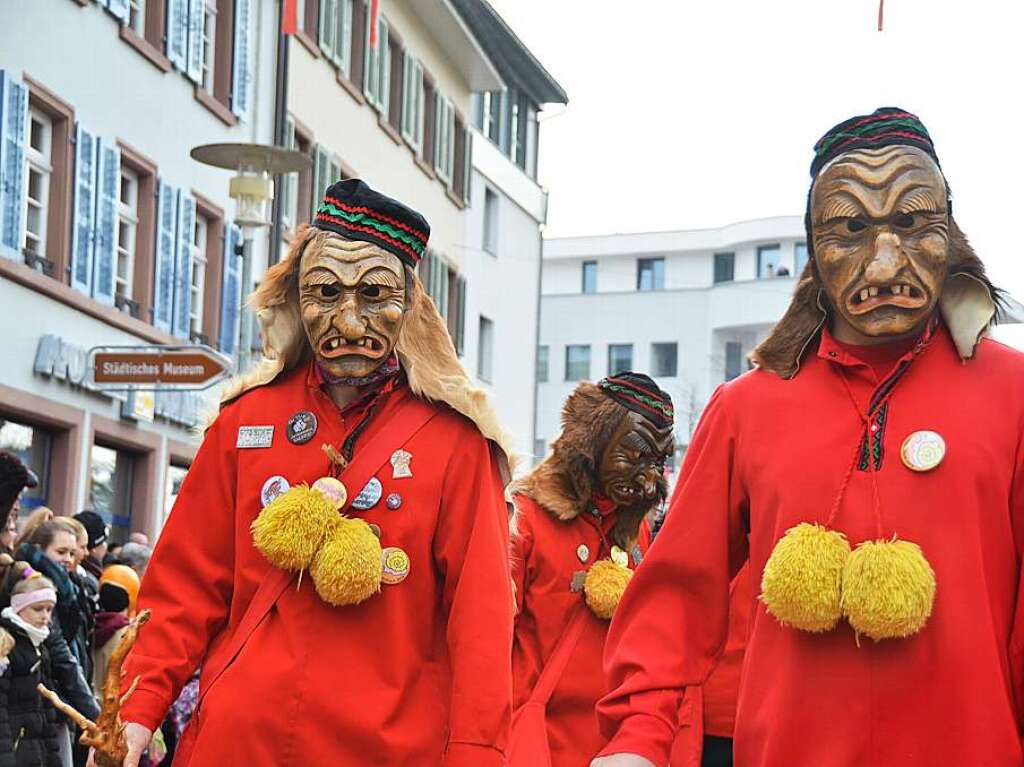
107, 0, 130, 23
166, 0, 189, 70
231, 0, 252, 120
91, 140, 120, 306
172, 191, 196, 339
0, 71, 29, 262
70, 125, 97, 293
186, 0, 205, 83
218, 222, 242, 355
153, 180, 178, 332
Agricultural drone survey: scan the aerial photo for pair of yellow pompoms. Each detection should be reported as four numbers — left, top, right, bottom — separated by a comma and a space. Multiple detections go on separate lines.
760, 522, 936, 641
252, 485, 383, 606
583, 559, 633, 620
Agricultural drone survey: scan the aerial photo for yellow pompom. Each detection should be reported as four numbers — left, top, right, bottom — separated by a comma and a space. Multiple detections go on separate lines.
761, 522, 851, 633
584, 559, 633, 620
841, 537, 936, 641
309, 517, 383, 606
252, 485, 340, 571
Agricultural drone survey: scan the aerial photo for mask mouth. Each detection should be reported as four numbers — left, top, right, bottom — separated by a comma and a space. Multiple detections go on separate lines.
846, 281, 928, 316
319, 335, 386, 360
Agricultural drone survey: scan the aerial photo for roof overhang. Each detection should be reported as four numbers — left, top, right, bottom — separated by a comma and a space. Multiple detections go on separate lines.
407, 0, 505, 92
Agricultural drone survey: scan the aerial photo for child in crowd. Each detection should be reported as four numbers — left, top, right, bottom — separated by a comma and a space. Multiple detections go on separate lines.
0, 571, 61, 767
91, 566, 138, 693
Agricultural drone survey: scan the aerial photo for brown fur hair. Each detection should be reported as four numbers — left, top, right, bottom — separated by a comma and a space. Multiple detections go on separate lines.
751, 217, 998, 378
219, 225, 516, 466
515, 383, 667, 549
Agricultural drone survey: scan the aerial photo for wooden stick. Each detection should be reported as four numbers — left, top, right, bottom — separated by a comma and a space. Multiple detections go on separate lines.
36, 684, 96, 731
878, 0, 885, 31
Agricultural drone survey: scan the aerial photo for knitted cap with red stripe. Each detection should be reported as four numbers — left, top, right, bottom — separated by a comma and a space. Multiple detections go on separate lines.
597, 372, 674, 429
810, 107, 939, 178
313, 178, 430, 268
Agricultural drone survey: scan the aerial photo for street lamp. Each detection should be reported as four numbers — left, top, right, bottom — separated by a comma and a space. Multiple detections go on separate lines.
190, 142, 310, 370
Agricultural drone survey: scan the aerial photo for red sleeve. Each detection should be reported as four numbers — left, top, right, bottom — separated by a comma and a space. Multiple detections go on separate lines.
435, 429, 514, 767
121, 409, 239, 730
1008, 425, 1024, 745
510, 498, 535, 616
597, 386, 749, 766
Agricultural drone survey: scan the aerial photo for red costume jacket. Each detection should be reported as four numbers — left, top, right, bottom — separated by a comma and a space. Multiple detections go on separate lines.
123, 364, 513, 766
598, 325, 1024, 767
511, 494, 652, 766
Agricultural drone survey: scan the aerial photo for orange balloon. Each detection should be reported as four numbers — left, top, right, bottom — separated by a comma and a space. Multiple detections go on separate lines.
100, 564, 141, 612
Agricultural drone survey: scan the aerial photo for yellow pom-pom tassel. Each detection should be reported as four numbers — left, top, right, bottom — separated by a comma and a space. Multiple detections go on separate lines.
309, 517, 383, 606
841, 537, 936, 641
761, 522, 851, 632
252, 485, 340, 571
584, 559, 633, 620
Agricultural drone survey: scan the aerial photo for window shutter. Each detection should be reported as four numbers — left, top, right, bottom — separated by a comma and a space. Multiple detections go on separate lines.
311, 145, 328, 217
107, 0, 130, 23
231, 0, 253, 120
281, 117, 296, 230
166, 0, 189, 70
328, 156, 341, 186
336, 0, 352, 74
0, 71, 28, 262
456, 275, 466, 356
153, 180, 178, 332
461, 124, 472, 204
319, 0, 335, 58
172, 191, 196, 338
379, 22, 390, 117
91, 140, 120, 306
70, 125, 97, 293
186, 0, 206, 83
218, 222, 242, 355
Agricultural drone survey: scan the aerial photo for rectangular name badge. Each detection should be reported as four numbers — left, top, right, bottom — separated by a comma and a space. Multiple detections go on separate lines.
237, 426, 274, 449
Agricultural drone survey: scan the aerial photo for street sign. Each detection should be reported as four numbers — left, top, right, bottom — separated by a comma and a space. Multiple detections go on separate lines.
87, 345, 233, 391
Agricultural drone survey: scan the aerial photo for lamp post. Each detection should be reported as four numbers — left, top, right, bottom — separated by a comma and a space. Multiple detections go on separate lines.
190, 143, 310, 371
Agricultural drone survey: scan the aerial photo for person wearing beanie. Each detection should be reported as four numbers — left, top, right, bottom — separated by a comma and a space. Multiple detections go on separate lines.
593, 109, 1024, 767
71, 512, 108, 581
91, 565, 139, 694
509, 373, 683, 766
116, 179, 515, 767
0, 452, 34, 535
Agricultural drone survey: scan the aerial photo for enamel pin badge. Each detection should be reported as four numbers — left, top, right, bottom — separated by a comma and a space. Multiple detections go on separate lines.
391, 449, 413, 479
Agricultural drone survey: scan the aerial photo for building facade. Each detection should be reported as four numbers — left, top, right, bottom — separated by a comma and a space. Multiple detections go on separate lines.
0, 0, 276, 539
536, 216, 806, 464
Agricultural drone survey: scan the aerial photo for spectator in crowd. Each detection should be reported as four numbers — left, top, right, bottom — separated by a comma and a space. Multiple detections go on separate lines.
0, 563, 97, 767
70, 514, 107, 582
58, 520, 98, 612
127, 533, 149, 547
13, 508, 53, 554
117, 544, 152, 579
0, 452, 35, 534
0, 514, 17, 559
91, 565, 139, 693
0, 572, 62, 767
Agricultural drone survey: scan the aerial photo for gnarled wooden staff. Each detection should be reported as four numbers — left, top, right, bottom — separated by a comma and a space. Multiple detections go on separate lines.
38, 609, 151, 767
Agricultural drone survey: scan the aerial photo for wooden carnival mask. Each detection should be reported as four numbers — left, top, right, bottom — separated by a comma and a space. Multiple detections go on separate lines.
598, 410, 673, 509
298, 234, 407, 380
811, 145, 950, 341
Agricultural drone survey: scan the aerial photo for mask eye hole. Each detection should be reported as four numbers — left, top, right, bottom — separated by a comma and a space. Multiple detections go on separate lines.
893, 213, 915, 229
846, 218, 868, 233
318, 284, 341, 299
359, 285, 382, 299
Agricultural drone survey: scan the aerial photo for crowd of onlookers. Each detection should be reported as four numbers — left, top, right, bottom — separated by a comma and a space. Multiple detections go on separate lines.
0, 451, 191, 767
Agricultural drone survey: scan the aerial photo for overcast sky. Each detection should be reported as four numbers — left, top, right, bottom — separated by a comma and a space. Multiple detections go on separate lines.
487, 0, 1024, 346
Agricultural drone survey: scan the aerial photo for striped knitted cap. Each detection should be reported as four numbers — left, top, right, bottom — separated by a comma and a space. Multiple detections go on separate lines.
314, 179, 430, 267
598, 372, 674, 429
810, 107, 939, 178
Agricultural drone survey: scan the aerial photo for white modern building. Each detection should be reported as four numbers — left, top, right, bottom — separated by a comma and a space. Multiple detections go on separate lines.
536, 216, 806, 463
0, 0, 276, 539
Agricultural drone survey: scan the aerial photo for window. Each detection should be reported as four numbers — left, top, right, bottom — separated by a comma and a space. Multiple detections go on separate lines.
452, 119, 470, 203
637, 257, 665, 291
536, 346, 549, 382
129, 0, 146, 35
115, 167, 139, 302
433, 94, 455, 182
483, 188, 498, 255
400, 54, 424, 150
794, 242, 809, 274
310, 144, 344, 219
473, 91, 501, 142
477, 316, 494, 383
725, 341, 743, 381
651, 342, 678, 377
608, 344, 633, 376
90, 444, 134, 542
533, 439, 546, 462
321, 0, 354, 77
189, 214, 209, 339
713, 252, 735, 284
581, 260, 597, 293
200, 0, 217, 94
509, 90, 527, 169
757, 244, 781, 279
23, 109, 52, 259
565, 345, 591, 381
362, 7, 390, 113
0, 419, 52, 511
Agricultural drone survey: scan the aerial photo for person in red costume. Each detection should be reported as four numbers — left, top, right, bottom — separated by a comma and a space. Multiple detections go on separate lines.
509, 373, 677, 767
112, 180, 515, 767
593, 108, 1024, 767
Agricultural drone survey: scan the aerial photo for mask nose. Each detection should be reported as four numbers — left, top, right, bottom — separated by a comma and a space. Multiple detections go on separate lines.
334, 298, 366, 341
864, 231, 906, 284
637, 466, 659, 496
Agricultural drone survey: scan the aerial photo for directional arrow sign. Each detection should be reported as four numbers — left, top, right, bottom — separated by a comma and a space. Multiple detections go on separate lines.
88, 345, 233, 391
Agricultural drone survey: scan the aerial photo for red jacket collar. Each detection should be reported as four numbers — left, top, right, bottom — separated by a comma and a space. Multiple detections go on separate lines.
816, 315, 943, 370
